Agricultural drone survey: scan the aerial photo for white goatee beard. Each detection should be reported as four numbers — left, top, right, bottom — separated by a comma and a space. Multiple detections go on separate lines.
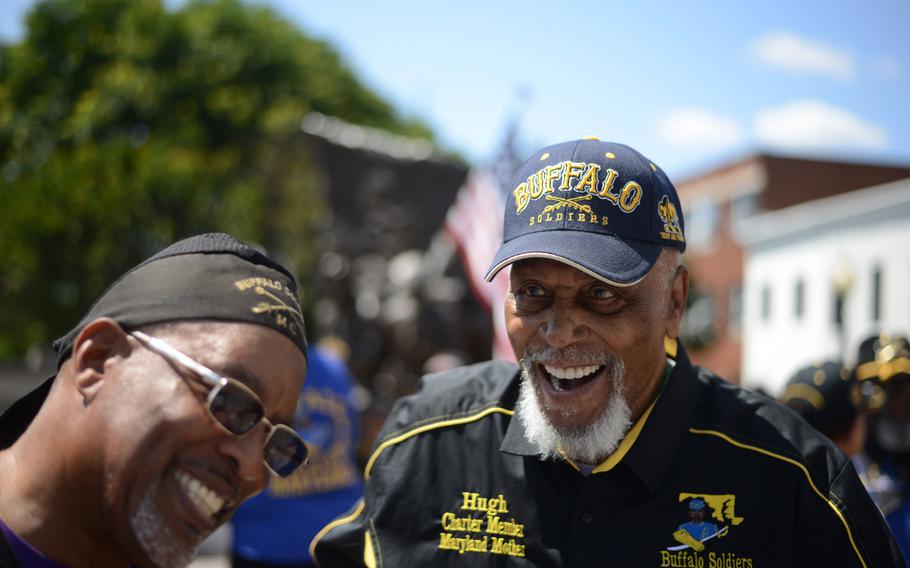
516, 349, 632, 465
130, 478, 201, 568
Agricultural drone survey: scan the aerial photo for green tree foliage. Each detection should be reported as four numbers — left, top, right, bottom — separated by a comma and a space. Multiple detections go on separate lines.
0, 0, 433, 359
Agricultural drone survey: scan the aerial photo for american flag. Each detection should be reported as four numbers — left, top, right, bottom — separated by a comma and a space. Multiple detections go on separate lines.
444, 130, 520, 362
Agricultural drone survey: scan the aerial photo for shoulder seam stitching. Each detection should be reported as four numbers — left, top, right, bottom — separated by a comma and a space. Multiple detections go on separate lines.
689, 427, 867, 568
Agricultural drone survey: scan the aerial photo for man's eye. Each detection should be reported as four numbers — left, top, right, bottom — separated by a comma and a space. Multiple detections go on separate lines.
511, 284, 549, 311
522, 284, 546, 297
590, 287, 615, 300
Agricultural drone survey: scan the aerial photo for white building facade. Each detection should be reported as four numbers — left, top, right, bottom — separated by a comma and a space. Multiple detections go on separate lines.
738, 178, 910, 396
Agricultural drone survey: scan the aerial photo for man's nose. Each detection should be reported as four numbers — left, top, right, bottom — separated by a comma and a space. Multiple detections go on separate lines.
539, 307, 587, 348
217, 424, 269, 489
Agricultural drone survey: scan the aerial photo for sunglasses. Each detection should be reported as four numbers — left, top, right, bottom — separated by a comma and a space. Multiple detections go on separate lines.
129, 330, 308, 477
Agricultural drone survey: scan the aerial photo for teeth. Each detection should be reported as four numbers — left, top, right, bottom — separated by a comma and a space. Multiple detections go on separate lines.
543, 364, 601, 380
175, 470, 226, 521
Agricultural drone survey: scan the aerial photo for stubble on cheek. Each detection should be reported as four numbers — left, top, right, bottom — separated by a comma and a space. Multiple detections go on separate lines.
130, 478, 201, 568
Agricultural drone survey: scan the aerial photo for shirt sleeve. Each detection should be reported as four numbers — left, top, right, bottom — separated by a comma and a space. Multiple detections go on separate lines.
310, 390, 425, 568
793, 458, 905, 567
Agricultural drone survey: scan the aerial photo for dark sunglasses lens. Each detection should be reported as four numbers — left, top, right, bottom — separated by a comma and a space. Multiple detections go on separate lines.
265, 427, 309, 477
209, 383, 264, 435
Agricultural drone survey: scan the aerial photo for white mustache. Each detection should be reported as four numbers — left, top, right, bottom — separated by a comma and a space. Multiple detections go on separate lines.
522, 345, 610, 366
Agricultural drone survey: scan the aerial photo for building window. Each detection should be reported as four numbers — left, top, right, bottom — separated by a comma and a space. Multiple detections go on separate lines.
684, 200, 719, 250
872, 265, 882, 322
729, 284, 742, 328
794, 278, 805, 320
731, 193, 760, 221
761, 284, 772, 322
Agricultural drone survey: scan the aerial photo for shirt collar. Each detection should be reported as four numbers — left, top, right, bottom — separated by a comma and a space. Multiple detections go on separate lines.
501, 340, 701, 494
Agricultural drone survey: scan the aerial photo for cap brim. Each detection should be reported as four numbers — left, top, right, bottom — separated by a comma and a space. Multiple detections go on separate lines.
0, 375, 55, 449
484, 230, 663, 286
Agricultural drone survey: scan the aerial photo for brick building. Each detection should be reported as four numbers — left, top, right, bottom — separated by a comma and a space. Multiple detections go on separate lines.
675, 153, 910, 383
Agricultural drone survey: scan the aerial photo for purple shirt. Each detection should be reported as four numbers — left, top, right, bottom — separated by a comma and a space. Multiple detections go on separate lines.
0, 517, 68, 568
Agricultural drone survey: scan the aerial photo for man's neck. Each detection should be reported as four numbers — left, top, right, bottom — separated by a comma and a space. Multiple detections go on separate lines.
0, 428, 129, 568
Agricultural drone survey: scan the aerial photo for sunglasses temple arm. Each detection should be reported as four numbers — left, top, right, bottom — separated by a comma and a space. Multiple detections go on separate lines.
132, 331, 223, 387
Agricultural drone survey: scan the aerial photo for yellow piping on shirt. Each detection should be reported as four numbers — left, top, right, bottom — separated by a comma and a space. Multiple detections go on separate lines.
309, 498, 365, 560
310, 406, 515, 562
364, 406, 515, 479
689, 427, 867, 568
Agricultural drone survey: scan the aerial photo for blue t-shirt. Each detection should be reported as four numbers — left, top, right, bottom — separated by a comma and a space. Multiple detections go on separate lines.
231, 346, 363, 564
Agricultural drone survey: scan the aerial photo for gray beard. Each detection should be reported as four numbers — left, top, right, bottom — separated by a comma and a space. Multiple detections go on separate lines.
516, 347, 631, 465
130, 478, 201, 568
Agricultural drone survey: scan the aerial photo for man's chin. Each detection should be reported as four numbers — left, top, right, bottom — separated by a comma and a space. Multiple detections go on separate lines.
130, 478, 203, 568
517, 360, 632, 464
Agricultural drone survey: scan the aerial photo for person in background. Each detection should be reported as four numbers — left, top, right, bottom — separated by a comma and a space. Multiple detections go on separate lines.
780, 360, 866, 457
231, 341, 362, 568
853, 333, 910, 560
0, 233, 310, 568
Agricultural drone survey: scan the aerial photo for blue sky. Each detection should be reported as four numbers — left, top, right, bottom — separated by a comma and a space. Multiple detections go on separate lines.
3, 0, 909, 178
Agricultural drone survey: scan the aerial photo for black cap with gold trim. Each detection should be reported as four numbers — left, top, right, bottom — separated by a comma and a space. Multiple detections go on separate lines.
780, 360, 859, 438
852, 333, 910, 413
854, 333, 910, 384
484, 138, 685, 286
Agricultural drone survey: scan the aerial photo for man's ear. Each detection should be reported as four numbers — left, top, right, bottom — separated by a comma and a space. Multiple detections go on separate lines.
666, 265, 690, 339
71, 318, 131, 405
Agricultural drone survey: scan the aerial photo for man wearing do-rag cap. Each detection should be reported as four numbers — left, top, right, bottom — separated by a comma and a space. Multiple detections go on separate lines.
312, 139, 902, 567
0, 233, 311, 568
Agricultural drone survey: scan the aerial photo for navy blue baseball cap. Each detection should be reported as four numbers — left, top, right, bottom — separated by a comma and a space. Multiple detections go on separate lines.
484, 138, 686, 285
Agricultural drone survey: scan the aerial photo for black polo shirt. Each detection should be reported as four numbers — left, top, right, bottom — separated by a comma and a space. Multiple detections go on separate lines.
312, 345, 903, 567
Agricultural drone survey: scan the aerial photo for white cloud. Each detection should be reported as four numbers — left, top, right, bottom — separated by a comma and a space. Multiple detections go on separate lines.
871, 56, 905, 80
752, 31, 854, 81
754, 99, 887, 151
656, 108, 744, 150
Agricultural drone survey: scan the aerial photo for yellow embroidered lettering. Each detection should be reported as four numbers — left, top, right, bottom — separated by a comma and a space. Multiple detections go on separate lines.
707, 552, 752, 568
545, 164, 562, 195
597, 168, 620, 203
577, 164, 600, 194
559, 161, 585, 190
618, 181, 643, 212
514, 183, 530, 214
577, 213, 585, 222
461, 492, 479, 511
234, 277, 283, 292
490, 537, 525, 557
442, 512, 483, 532
528, 171, 544, 199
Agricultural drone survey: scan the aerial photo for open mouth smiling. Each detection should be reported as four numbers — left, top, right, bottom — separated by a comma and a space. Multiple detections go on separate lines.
540, 363, 606, 392
174, 469, 235, 532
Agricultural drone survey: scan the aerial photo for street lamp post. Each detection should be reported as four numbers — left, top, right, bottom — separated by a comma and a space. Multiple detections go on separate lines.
832, 257, 855, 359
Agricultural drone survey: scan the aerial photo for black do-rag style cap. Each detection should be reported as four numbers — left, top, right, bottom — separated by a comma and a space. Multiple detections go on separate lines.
485, 138, 686, 286
780, 360, 859, 439
0, 233, 307, 448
